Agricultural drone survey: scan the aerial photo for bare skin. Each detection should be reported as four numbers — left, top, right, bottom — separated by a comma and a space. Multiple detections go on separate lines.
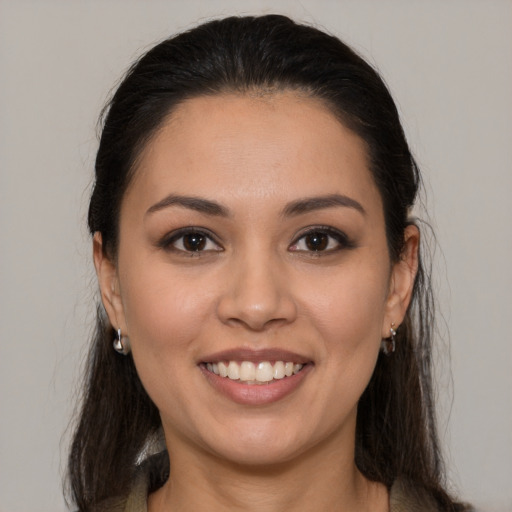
94, 92, 418, 511
147, 437, 389, 512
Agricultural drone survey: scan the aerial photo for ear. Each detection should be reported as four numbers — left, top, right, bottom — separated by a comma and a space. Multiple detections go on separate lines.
382, 224, 420, 337
93, 232, 127, 333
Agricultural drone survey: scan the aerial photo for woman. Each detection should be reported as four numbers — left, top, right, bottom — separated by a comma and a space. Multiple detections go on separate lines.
68, 15, 470, 511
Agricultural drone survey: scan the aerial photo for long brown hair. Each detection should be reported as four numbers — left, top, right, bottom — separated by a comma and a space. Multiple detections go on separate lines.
68, 15, 469, 511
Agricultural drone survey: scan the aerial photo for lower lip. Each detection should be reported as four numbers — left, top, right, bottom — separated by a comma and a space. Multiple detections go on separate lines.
200, 364, 312, 405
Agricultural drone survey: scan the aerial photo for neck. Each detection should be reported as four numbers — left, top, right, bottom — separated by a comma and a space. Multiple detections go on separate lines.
148, 433, 388, 512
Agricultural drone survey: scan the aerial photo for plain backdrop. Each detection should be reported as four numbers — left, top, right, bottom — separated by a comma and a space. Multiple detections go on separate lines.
0, 1, 511, 511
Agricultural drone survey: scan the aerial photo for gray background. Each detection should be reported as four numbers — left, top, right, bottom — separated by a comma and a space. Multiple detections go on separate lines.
1, 1, 511, 511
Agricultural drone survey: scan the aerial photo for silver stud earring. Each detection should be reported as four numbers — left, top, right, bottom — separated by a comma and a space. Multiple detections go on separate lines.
381, 323, 397, 355
113, 328, 131, 355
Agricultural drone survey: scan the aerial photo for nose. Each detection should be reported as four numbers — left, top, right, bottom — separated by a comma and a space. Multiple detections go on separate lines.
216, 251, 297, 331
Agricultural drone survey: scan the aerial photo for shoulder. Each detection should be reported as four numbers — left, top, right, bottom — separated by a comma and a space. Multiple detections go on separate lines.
390, 479, 475, 512
91, 452, 168, 512
91, 464, 151, 512
91, 470, 148, 512
390, 479, 441, 512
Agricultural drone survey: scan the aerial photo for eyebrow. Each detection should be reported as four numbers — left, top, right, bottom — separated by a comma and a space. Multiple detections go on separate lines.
282, 194, 366, 217
145, 193, 365, 218
146, 194, 230, 217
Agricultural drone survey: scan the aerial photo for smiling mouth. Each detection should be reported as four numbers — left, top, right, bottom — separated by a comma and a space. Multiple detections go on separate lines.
204, 360, 305, 384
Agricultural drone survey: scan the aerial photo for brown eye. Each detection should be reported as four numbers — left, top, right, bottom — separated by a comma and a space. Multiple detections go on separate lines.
161, 228, 223, 254
289, 227, 352, 254
183, 233, 207, 251
304, 232, 328, 251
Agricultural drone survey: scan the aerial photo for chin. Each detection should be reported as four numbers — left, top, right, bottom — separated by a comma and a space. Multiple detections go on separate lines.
210, 441, 303, 468
197, 420, 320, 468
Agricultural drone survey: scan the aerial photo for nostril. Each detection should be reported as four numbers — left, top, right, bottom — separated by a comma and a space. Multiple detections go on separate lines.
216, 286, 297, 330
215, 257, 298, 329
224, 315, 292, 332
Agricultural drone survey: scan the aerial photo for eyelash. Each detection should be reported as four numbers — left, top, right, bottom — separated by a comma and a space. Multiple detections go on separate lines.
289, 226, 354, 254
158, 226, 354, 255
158, 227, 223, 255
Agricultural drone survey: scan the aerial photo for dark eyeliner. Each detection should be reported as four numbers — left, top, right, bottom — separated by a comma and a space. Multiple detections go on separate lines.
157, 227, 221, 252
292, 226, 356, 251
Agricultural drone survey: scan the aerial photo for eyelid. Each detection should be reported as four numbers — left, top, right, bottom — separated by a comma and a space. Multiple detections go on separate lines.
158, 227, 223, 253
289, 225, 353, 252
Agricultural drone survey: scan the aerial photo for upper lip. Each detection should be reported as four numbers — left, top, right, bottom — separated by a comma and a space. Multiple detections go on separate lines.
200, 348, 312, 364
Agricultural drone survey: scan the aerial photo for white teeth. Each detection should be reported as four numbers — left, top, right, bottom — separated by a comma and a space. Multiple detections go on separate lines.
256, 362, 274, 382
206, 360, 304, 383
273, 361, 285, 379
227, 361, 240, 380
218, 361, 228, 377
240, 361, 256, 381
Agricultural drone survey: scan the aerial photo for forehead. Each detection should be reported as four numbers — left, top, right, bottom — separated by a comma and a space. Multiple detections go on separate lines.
124, 91, 381, 216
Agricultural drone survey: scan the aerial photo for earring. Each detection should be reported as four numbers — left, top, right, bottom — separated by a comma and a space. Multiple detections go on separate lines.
381, 323, 397, 355
113, 328, 131, 355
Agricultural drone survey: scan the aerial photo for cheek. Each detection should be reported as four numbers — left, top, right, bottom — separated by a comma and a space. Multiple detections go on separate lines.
119, 265, 216, 361
118, 266, 221, 428
298, 255, 390, 359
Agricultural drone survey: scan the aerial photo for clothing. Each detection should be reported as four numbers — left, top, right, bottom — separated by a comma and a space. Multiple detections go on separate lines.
95, 466, 440, 512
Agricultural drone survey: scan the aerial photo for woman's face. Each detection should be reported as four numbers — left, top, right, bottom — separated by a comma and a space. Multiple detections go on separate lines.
96, 92, 416, 466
